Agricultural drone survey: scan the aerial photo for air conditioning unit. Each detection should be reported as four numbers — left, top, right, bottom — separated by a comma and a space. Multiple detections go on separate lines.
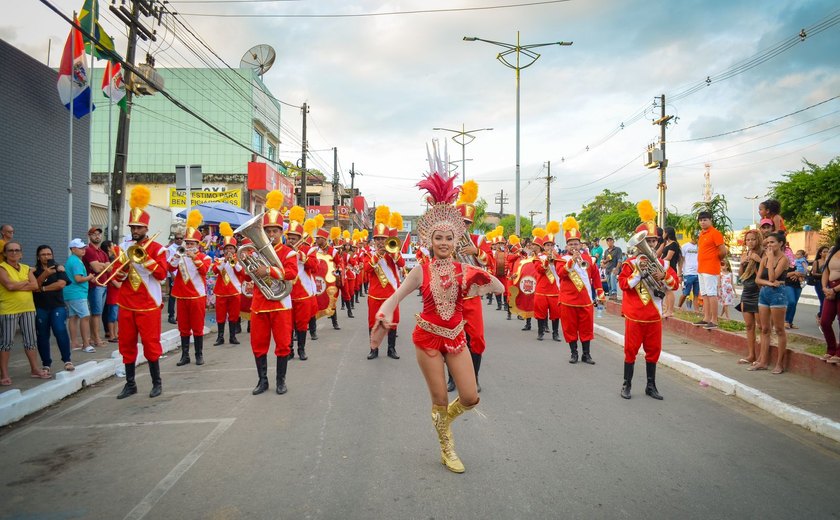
132, 63, 164, 95
644, 147, 663, 169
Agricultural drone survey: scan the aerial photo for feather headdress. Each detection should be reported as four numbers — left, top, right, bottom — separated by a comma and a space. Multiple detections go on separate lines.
330, 226, 341, 240
375, 205, 391, 226
187, 209, 202, 230
562, 216, 579, 232
129, 185, 151, 209
361, 229, 369, 241
389, 212, 403, 231
637, 200, 656, 223
509, 235, 521, 246
416, 139, 467, 249
288, 205, 306, 224
532, 228, 546, 239
457, 180, 479, 205
303, 218, 317, 236
266, 190, 284, 211
546, 221, 560, 236
314, 214, 325, 229
342, 230, 350, 240
220, 222, 234, 238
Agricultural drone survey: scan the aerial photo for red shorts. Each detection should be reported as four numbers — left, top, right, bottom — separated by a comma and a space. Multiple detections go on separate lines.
560, 304, 594, 343
215, 294, 241, 323
624, 319, 662, 363
118, 307, 162, 363
251, 309, 292, 357
176, 297, 206, 337
534, 293, 561, 320
413, 327, 466, 356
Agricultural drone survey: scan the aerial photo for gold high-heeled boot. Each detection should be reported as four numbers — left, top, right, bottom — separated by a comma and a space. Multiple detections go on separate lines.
447, 396, 479, 422
431, 405, 464, 473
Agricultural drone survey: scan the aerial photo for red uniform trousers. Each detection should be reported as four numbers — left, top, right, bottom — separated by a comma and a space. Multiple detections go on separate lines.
341, 278, 354, 302
624, 319, 662, 363
215, 294, 241, 323
251, 309, 292, 357
239, 293, 252, 319
534, 293, 561, 320
367, 296, 399, 330
462, 296, 486, 355
291, 296, 316, 331
560, 304, 594, 343
176, 297, 206, 337
118, 307, 163, 363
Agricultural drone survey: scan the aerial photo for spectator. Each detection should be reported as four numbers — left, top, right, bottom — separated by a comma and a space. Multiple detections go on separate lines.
0, 224, 14, 264
659, 227, 681, 317
64, 239, 96, 353
782, 237, 805, 329
99, 240, 121, 343
811, 246, 829, 323
0, 240, 49, 384
759, 218, 775, 235
736, 229, 763, 365
166, 231, 185, 325
678, 233, 700, 310
590, 237, 603, 268
759, 199, 786, 233
718, 258, 735, 319
33, 245, 73, 374
603, 237, 621, 298
820, 237, 840, 364
694, 211, 727, 329
83, 226, 109, 348
793, 249, 808, 277
751, 231, 789, 373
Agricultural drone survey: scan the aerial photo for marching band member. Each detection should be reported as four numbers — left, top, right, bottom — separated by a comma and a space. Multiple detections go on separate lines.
618, 201, 679, 400
285, 207, 319, 361
533, 223, 564, 342
364, 207, 405, 360
303, 218, 321, 341
371, 141, 503, 473
339, 230, 355, 317
504, 235, 521, 320
314, 224, 343, 331
170, 210, 211, 367
557, 217, 604, 364
211, 222, 244, 346
248, 190, 298, 395
114, 186, 169, 399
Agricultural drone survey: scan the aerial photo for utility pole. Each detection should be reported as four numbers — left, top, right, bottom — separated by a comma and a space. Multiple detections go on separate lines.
529, 210, 541, 226
543, 160, 554, 222
349, 163, 361, 229
652, 94, 673, 229
495, 189, 509, 217
299, 102, 309, 207
108, 0, 156, 242
332, 147, 339, 227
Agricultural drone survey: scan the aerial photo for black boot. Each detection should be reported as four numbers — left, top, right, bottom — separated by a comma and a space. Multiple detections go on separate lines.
176, 336, 190, 366
645, 362, 663, 400
309, 317, 318, 340
148, 360, 162, 398
447, 372, 456, 392
387, 329, 400, 359
506, 300, 512, 320
331, 314, 341, 330
194, 335, 204, 366
621, 362, 634, 399
581, 340, 595, 365
551, 320, 562, 342
346, 303, 354, 319
252, 355, 269, 395
367, 348, 379, 359
247, 320, 251, 333
569, 341, 579, 364
297, 330, 308, 361
288, 330, 295, 360
355, 292, 360, 304
521, 317, 532, 331
487, 293, 494, 306
228, 321, 240, 344
214, 322, 225, 346
496, 294, 503, 310
340, 299, 345, 310
471, 351, 482, 393
537, 319, 546, 341
276, 355, 288, 394
235, 319, 242, 334
117, 363, 137, 399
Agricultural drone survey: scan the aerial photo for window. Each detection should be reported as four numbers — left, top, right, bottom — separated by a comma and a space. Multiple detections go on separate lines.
267, 143, 276, 162
307, 195, 320, 206
252, 129, 264, 155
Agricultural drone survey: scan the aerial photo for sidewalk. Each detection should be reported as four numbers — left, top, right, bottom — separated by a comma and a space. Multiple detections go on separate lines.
593, 312, 840, 441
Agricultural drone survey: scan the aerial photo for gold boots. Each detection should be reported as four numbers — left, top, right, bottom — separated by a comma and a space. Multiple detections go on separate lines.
447, 396, 478, 422
431, 405, 464, 473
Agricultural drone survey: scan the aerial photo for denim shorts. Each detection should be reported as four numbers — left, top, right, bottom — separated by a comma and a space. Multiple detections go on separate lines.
66, 298, 91, 318
682, 274, 699, 296
105, 303, 119, 323
88, 285, 107, 315
758, 286, 787, 308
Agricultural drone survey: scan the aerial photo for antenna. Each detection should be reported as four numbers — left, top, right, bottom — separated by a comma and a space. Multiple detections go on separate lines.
239, 44, 276, 77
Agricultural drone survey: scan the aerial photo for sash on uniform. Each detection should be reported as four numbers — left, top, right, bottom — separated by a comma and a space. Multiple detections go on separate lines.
376, 257, 399, 290
183, 256, 207, 297
222, 261, 242, 293
132, 261, 163, 306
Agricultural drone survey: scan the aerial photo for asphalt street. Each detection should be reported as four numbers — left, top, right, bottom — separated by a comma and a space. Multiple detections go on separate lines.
1, 294, 839, 520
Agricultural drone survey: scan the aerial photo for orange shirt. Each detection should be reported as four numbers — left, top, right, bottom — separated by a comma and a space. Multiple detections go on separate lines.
697, 226, 724, 275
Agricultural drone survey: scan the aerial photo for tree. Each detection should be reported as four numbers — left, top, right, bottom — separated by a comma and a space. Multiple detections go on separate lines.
469, 198, 492, 234
499, 215, 532, 239
772, 157, 840, 243
681, 194, 734, 243
575, 190, 634, 239
599, 207, 639, 239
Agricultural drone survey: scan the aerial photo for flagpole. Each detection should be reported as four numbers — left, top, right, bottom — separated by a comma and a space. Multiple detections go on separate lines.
87, 0, 96, 234
68, 12, 76, 248
106, 63, 113, 239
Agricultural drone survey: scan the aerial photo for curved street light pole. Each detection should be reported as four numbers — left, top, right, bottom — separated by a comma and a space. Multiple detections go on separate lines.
433, 124, 493, 184
464, 32, 572, 236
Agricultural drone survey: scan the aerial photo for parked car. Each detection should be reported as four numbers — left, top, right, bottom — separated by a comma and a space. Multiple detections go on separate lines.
402, 253, 417, 271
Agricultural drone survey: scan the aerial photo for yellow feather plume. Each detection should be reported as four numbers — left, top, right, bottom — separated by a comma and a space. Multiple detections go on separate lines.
494, 225, 504, 235
187, 209, 203, 229
509, 235, 521, 245
389, 212, 403, 231
330, 227, 341, 240
220, 222, 233, 238
342, 230, 350, 239
352, 230, 360, 241
129, 185, 151, 209
375, 205, 390, 226
457, 180, 479, 204
265, 190, 284, 211
361, 229, 369, 240
532, 228, 546, 238
288, 205, 306, 223
303, 219, 317, 235
546, 220, 560, 235
637, 200, 657, 223
314, 214, 325, 229
562, 216, 579, 232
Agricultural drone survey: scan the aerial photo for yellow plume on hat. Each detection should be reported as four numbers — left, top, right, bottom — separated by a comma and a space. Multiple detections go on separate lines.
562, 216, 579, 232
266, 190, 284, 211
303, 218, 317, 236
637, 200, 657, 223
330, 226, 341, 240
352, 230, 360, 242
342, 230, 350, 240
509, 234, 521, 245
375, 205, 390, 226
546, 220, 560, 235
457, 180, 479, 205
187, 209, 203, 229
129, 185, 151, 209
314, 214, 325, 229
288, 205, 306, 224
361, 229, 369, 240
389, 212, 403, 231
532, 228, 546, 238
220, 222, 233, 238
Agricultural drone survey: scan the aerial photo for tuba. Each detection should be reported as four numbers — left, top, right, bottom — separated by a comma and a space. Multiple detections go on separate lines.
234, 213, 293, 301
457, 232, 479, 266
627, 230, 667, 299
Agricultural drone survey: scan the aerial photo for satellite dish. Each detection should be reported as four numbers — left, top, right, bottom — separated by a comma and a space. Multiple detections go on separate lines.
240, 44, 276, 77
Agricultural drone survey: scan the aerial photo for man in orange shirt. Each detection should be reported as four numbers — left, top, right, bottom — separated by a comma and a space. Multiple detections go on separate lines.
695, 211, 727, 329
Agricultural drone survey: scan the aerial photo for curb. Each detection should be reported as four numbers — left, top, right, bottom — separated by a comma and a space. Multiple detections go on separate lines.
0, 328, 203, 428
593, 323, 840, 444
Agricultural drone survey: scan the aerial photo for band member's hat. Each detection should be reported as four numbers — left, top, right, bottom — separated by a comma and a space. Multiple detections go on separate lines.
532, 227, 547, 246
286, 206, 306, 236
220, 222, 237, 248
128, 185, 152, 227
374, 205, 391, 238
388, 212, 403, 239
184, 209, 203, 242
544, 221, 560, 244
263, 190, 285, 228
455, 180, 479, 223
635, 200, 662, 237
562, 216, 582, 242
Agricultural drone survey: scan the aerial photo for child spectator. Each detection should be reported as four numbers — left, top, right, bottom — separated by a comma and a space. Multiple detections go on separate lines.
718, 258, 735, 319
64, 239, 95, 353
794, 250, 808, 281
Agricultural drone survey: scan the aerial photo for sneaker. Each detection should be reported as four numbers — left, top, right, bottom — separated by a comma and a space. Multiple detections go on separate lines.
83, 345, 96, 353
693, 320, 708, 326
703, 322, 718, 330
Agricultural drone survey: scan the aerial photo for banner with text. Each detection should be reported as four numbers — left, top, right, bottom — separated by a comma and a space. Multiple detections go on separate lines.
169, 189, 242, 208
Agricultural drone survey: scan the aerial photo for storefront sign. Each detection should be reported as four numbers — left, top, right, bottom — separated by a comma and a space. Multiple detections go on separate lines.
169, 188, 242, 207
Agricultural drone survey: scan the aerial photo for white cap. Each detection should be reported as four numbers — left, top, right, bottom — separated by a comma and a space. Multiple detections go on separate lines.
68, 238, 86, 249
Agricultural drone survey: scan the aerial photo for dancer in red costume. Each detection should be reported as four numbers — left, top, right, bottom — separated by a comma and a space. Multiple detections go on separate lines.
618, 200, 679, 400
211, 222, 244, 346
113, 186, 169, 399
557, 217, 605, 364
372, 140, 503, 473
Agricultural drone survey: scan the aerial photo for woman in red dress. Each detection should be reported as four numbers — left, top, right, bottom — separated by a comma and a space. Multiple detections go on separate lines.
371, 140, 504, 473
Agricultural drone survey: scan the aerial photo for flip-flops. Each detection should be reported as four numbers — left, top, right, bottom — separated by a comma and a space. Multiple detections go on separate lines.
64, 361, 75, 372
737, 358, 755, 365
30, 368, 51, 379
747, 365, 768, 371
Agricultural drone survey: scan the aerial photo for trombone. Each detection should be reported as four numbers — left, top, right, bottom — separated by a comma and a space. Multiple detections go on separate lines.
94, 232, 160, 285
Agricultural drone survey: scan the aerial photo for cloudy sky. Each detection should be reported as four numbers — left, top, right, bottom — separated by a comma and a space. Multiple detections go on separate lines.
5, 0, 840, 228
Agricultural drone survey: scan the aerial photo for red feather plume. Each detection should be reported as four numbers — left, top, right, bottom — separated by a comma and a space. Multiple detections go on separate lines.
417, 139, 460, 204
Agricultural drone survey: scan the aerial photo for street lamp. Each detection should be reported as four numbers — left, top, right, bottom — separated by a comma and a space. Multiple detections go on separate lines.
464, 32, 572, 236
744, 195, 760, 227
433, 125, 493, 184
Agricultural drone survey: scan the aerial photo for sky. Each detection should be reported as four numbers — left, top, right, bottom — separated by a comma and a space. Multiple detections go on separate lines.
5, 0, 840, 229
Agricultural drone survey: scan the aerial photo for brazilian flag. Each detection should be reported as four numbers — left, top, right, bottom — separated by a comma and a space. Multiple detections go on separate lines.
79, 0, 119, 60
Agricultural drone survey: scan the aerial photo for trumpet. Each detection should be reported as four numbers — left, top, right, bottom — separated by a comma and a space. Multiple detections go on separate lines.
385, 236, 401, 255
572, 250, 589, 270
94, 232, 160, 285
